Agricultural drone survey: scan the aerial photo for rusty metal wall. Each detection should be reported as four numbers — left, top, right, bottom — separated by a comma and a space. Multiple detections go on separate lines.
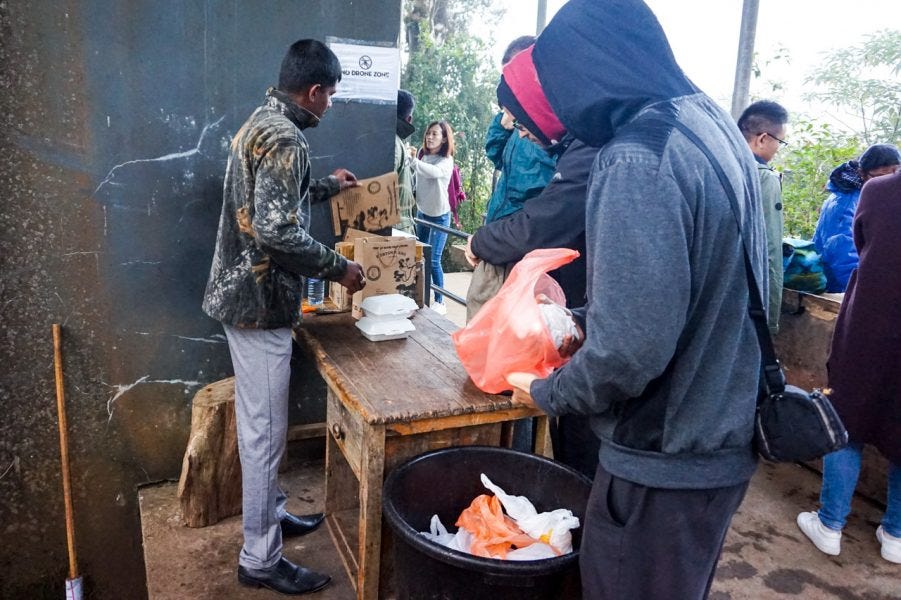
0, 1, 399, 597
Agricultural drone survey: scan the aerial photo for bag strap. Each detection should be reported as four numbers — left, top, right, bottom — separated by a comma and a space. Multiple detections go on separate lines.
647, 116, 786, 396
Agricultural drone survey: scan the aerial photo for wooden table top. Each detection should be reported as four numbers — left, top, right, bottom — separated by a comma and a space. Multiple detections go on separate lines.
295, 307, 540, 426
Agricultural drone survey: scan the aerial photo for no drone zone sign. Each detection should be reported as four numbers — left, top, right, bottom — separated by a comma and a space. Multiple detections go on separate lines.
327, 37, 400, 104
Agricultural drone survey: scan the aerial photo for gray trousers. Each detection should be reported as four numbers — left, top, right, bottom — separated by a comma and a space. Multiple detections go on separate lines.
223, 325, 293, 569
580, 463, 749, 600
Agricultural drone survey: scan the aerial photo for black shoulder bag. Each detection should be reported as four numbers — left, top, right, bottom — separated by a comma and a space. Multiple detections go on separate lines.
651, 116, 848, 462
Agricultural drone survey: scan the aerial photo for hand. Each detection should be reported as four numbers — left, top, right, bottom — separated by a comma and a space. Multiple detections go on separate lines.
407, 144, 417, 159
464, 235, 481, 267
500, 109, 515, 131
332, 168, 359, 190
506, 372, 538, 395
558, 331, 583, 358
337, 261, 366, 293
536, 293, 584, 357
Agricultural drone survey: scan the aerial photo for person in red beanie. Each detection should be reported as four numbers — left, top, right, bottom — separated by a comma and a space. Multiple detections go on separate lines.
468, 37, 559, 321
464, 43, 602, 479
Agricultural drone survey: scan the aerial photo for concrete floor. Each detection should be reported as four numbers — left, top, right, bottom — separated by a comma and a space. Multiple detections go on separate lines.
140, 458, 899, 600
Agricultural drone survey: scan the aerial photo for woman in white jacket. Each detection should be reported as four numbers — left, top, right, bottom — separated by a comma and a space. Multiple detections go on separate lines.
412, 120, 456, 313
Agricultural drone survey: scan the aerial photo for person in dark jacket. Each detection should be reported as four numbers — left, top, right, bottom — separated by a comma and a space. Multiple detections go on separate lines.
505, 1, 766, 598
466, 36, 560, 322
465, 43, 600, 478
812, 144, 901, 292
394, 89, 417, 234
797, 170, 901, 564
202, 39, 365, 595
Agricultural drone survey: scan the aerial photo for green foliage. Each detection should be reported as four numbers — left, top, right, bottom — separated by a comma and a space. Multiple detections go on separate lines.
751, 32, 899, 239
774, 119, 861, 238
805, 29, 901, 145
404, 0, 502, 51
402, 20, 500, 237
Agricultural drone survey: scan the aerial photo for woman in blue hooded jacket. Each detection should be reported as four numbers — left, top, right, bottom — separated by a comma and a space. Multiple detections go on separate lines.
813, 144, 900, 292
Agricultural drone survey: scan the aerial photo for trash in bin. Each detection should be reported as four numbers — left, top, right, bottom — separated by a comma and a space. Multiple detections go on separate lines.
421, 474, 579, 561
383, 446, 591, 600
481, 474, 580, 554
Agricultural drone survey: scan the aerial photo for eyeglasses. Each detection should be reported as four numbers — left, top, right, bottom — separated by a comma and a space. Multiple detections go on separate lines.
764, 132, 788, 147
512, 119, 526, 132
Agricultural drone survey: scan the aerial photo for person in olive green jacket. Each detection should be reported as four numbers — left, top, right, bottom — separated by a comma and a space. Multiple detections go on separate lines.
738, 100, 789, 333
394, 89, 416, 234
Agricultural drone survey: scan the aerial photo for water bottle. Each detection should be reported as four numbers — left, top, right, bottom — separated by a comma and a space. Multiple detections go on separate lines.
306, 277, 325, 305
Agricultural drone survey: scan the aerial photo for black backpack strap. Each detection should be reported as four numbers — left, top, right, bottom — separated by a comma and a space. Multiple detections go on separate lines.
646, 115, 786, 395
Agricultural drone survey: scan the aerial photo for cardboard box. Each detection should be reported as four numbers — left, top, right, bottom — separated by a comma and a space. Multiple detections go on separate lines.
330, 172, 400, 236
329, 231, 426, 315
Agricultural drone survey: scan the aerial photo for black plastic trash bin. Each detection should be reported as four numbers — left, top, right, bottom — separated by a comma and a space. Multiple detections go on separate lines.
382, 446, 592, 600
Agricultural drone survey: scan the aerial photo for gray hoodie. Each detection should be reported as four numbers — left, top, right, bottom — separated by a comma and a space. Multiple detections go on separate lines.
528, 0, 766, 490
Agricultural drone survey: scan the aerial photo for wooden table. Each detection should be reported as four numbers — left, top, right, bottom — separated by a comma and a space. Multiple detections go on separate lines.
295, 308, 549, 599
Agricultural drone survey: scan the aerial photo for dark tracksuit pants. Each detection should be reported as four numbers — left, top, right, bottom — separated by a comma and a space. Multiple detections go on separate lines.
580, 463, 749, 599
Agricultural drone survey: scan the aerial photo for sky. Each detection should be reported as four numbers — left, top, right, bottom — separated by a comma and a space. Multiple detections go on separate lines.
483, 0, 900, 132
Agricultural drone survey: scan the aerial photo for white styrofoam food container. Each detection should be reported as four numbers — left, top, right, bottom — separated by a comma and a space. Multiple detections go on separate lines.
355, 316, 416, 341
360, 294, 418, 321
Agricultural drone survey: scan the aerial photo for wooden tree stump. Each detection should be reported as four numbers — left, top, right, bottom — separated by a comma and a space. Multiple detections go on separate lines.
177, 377, 242, 528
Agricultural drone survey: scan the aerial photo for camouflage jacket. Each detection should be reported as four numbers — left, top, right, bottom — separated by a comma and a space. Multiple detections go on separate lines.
202, 89, 346, 328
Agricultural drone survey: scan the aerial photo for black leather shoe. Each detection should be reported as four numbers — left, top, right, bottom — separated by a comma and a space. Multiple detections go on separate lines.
281, 511, 325, 537
238, 557, 331, 595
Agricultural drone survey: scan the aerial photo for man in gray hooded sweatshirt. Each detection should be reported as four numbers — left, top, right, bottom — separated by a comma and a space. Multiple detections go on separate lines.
506, 1, 766, 597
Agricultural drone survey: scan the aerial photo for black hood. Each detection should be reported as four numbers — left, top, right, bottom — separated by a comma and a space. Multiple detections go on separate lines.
828, 161, 862, 194
533, 0, 697, 147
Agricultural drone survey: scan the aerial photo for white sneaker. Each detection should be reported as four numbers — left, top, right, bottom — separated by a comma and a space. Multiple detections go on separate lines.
797, 511, 842, 556
432, 302, 447, 315
877, 526, 901, 564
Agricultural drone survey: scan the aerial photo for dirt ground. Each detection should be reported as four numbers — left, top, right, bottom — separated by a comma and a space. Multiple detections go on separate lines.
140, 458, 898, 600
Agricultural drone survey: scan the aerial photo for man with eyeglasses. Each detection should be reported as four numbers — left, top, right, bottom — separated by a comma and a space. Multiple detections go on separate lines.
738, 100, 789, 334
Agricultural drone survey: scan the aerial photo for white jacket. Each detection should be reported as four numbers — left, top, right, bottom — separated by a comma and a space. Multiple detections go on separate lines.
413, 154, 453, 217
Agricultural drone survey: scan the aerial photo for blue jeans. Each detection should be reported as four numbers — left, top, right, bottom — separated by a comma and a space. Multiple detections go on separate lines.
818, 442, 901, 537
416, 211, 450, 303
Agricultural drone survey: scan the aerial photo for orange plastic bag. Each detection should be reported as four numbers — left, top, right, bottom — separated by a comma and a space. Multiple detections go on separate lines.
455, 494, 538, 559
452, 248, 580, 393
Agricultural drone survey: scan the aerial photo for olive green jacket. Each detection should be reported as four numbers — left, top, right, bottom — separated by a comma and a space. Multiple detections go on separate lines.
394, 118, 416, 235
758, 162, 784, 333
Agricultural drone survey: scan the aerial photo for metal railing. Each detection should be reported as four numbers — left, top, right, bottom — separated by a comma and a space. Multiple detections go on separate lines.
412, 216, 470, 307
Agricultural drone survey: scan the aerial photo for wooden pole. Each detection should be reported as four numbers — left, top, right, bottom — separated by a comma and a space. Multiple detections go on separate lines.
52, 324, 78, 580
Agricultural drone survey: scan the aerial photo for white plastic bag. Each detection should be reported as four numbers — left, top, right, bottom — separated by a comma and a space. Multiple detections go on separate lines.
419, 514, 472, 553
538, 301, 581, 350
480, 474, 580, 554
506, 543, 559, 561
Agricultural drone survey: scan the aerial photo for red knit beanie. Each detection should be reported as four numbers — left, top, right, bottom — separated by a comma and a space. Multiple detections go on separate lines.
499, 46, 566, 145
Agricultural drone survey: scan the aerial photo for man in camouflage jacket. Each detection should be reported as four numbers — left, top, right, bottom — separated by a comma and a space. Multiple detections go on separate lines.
202, 39, 364, 596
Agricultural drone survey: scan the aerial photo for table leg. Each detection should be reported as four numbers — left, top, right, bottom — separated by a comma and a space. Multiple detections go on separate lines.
356, 423, 386, 599
533, 415, 553, 458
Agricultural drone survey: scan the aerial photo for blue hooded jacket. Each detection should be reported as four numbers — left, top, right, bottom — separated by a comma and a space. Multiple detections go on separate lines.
483, 112, 558, 223
812, 162, 863, 292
